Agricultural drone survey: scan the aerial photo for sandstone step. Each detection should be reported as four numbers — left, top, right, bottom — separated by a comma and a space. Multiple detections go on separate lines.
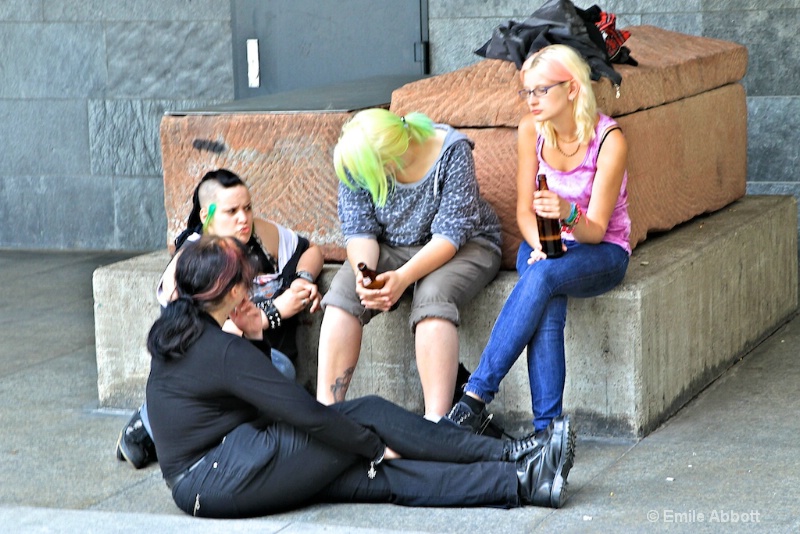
93, 196, 798, 437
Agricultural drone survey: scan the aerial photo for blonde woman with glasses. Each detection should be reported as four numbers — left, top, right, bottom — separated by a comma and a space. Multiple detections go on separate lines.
446, 45, 631, 496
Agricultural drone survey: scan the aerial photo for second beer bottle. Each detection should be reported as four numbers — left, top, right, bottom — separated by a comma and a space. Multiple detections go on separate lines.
357, 262, 385, 289
535, 174, 565, 259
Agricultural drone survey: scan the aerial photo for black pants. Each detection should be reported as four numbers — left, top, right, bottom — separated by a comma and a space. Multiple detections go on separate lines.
171, 396, 520, 518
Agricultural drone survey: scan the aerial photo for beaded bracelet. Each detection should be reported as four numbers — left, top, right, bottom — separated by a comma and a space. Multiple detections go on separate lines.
563, 202, 579, 227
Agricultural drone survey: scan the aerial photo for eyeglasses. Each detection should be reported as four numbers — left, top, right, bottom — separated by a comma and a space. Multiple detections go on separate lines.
517, 81, 570, 100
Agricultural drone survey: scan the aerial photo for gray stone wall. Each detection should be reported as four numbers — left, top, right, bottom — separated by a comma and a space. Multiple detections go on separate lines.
0, 0, 796, 251
429, 0, 800, 232
0, 1, 232, 250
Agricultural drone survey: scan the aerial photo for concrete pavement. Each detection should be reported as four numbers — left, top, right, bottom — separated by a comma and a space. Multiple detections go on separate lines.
1, 249, 798, 533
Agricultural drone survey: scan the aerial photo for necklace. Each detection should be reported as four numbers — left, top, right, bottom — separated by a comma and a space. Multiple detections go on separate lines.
555, 137, 581, 158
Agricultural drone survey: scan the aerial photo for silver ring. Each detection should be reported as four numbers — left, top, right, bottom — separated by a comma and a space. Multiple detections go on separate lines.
302, 298, 308, 306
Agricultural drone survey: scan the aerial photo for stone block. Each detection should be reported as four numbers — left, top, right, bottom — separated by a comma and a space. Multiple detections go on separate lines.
391, 25, 749, 127
0, 23, 106, 99
460, 83, 748, 267
747, 96, 800, 184
94, 250, 168, 407
297, 196, 798, 437
0, 99, 91, 175
42, 0, 230, 21
158, 26, 749, 268
93, 197, 798, 437
387, 26, 750, 267
428, 17, 500, 74
105, 21, 233, 99
113, 176, 167, 251
160, 111, 352, 260
701, 8, 800, 97
0, 1, 42, 21
89, 99, 223, 176
0, 174, 115, 249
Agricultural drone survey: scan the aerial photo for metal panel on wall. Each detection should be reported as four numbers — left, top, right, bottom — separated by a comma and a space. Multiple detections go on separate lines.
232, 0, 429, 99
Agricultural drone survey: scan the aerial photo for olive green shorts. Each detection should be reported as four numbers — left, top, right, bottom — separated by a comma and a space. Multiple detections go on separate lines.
321, 240, 501, 333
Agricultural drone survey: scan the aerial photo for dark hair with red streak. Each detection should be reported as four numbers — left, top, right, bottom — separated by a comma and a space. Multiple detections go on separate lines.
147, 235, 256, 361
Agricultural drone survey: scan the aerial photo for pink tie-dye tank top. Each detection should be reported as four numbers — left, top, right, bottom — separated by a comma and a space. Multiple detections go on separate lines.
536, 113, 631, 255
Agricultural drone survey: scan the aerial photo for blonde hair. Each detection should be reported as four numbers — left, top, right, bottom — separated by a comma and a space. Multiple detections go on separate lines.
333, 108, 435, 206
520, 44, 597, 147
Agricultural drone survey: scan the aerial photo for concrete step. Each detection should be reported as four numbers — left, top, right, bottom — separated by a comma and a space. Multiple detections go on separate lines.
93, 196, 798, 438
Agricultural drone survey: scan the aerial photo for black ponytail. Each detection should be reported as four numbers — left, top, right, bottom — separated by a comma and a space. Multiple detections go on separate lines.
147, 296, 204, 361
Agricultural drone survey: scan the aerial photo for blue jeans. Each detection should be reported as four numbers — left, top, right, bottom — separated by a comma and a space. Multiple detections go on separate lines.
465, 240, 629, 432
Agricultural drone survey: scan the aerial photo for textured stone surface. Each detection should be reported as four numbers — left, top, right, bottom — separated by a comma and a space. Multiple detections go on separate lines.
701, 8, 800, 97
391, 25, 749, 128
94, 250, 166, 407
160, 112, 351, 258
0, 175, 115, 249
1, 100, 90, 175
159, 27, 748, 269
0, 23, 106, 99
94, 197, 798, 437
428, 17, 501, 74
105, 21, 233, 99
460, 84, 747, 266
0, 1, 42, 21
42, 0, 230, 21
304, 197, 798, 437
747, 96, 800, 183
114, 176, 167, 251
89, 99, 223, 176
641, 12, 704, 36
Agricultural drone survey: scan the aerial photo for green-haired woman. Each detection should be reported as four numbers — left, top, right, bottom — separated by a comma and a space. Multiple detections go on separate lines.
317, 108, 502, 420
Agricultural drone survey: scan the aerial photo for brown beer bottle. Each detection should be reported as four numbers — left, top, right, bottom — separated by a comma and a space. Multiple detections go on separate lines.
357, 262, 385, 289
536, 174, 564, 259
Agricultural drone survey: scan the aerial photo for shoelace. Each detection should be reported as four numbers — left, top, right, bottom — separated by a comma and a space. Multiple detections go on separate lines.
448, 405, 471, 425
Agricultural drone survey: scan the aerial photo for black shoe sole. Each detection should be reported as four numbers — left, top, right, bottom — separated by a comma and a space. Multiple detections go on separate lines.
116, 430, 149, 469
549, 415, 576, 508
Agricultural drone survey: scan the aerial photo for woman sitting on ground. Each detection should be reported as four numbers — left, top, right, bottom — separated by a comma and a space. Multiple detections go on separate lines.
146, 235, 575, 517
116, 168, 323, 469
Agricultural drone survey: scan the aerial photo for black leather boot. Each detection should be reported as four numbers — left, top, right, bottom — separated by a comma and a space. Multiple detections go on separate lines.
516, 414, 575, 508
502, 426, 550, 462
116, 408, 157, 469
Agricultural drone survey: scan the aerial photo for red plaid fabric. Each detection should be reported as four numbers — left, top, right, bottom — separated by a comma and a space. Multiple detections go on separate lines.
595, 11, 631, 59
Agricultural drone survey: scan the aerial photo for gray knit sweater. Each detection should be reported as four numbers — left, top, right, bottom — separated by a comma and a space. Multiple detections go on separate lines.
338, 125, 502, 253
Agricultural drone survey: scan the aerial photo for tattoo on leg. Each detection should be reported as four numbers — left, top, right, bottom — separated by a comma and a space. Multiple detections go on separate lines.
330, 367, 355, 403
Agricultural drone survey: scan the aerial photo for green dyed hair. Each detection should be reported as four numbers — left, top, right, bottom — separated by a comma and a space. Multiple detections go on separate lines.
333, 108, 435, 206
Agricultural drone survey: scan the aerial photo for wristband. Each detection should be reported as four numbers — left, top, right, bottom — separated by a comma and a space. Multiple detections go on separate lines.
256, 300, 282, 329
294, 270, 315, 283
